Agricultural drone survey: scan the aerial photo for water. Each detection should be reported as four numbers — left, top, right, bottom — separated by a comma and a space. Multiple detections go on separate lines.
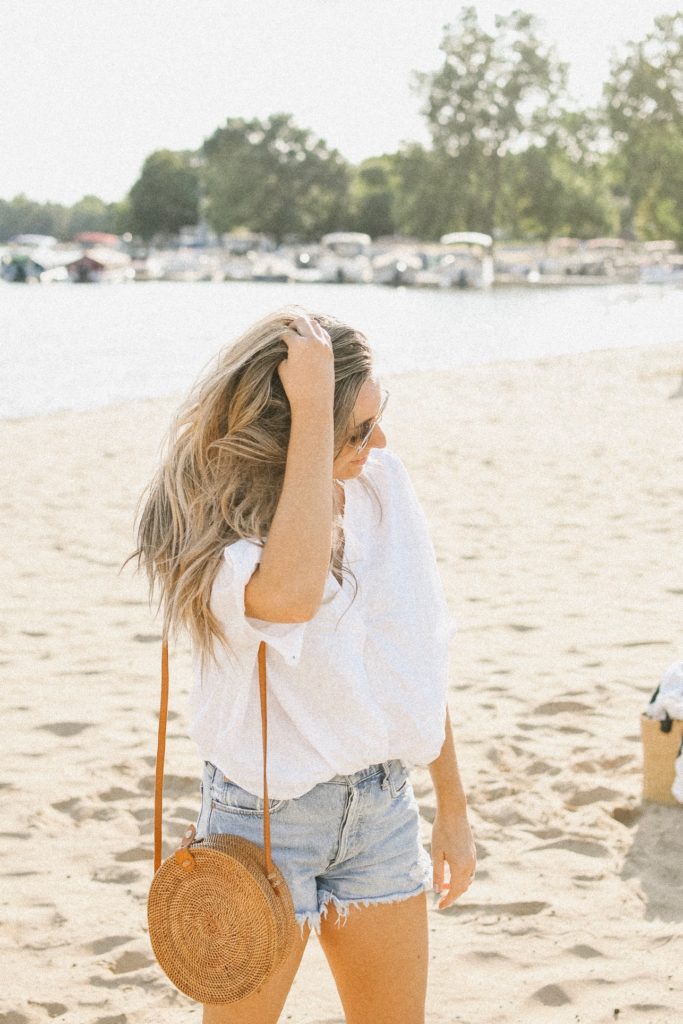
2, 279, 682, 419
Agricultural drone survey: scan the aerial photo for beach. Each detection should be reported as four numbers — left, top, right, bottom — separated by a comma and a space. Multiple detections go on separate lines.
1, 340, 682, 1023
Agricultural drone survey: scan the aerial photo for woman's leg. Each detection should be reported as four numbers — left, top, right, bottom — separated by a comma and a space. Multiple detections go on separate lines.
318, 891, 429, 1024
202, 922, 311, 1024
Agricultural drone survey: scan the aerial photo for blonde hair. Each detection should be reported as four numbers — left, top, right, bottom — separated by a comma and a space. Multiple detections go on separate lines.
127, 305, 375, 663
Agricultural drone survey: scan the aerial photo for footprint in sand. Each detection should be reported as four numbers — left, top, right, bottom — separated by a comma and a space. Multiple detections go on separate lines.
114, 845, 152, 863
87, 935, 136, 955
531, 983, 571, 1006
533, 700, 591, 715
36, 721, 93, 737
98, 786, 141, 803
618, 640, 670, 648
565, 786, 622, 807
51, 798, 119, 823
530, 838, 608, 858
92, 866, 141, 885
26, 1002, 67, 1018
569, 943, 602, 958
440, 900, 548, 918
468, 950, 510, 961
109, 950, 155, 975
612, 806, 642, 827
138, 773, 198, 798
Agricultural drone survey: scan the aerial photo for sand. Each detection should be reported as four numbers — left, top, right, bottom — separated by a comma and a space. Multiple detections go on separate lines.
1, 341, 682, 1024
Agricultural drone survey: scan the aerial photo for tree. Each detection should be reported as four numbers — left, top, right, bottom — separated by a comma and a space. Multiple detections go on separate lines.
413, 6, 569, 237
128, 149, 200, 241
604, 13, 683, 244
65, 194, 116, 237
348, 156, 397, 237
201, 113, 351, 242
0, 194, 69, 241
500, 110, 619, 239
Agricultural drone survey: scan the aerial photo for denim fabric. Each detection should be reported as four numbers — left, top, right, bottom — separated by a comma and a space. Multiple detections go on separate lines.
194, 758, 433, 937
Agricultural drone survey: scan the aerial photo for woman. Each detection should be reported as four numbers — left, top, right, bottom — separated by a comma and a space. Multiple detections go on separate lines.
133, 307, 475, 1024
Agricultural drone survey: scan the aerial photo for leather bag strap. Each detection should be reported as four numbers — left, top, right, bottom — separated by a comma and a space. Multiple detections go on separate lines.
153, 639, 276, 883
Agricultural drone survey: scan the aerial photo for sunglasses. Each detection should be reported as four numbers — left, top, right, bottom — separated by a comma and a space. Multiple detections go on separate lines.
344, 389, 389, 453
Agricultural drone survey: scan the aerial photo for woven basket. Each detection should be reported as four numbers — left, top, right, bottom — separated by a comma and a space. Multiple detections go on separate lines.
640, 714, 683, 806
148, 833, 296, 1003
147, 640, 297, 1003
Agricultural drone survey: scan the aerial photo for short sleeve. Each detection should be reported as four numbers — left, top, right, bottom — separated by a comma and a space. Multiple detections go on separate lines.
210, 539, 307, 665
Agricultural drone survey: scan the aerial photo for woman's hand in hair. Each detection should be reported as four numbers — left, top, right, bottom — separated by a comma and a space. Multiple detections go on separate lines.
278, 314, 335, 412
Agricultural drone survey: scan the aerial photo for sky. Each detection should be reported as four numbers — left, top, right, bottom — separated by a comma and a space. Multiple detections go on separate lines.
1, 1, 681, 206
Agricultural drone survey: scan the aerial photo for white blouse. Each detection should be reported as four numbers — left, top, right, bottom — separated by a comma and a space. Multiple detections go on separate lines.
189, 447, 455, 800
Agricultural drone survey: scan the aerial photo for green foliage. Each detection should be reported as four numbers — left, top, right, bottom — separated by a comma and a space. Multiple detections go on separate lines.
604, 13, 683, 244
0, 194, 66, 241
500, 110, 619, 239
128, 149, 200, 241
2, 10, 681, 248
348, 156, 397, 238
414, 6, 569, 234
66, 194, 114, 236
201, 113, 351, 242
0, 192, 126, 242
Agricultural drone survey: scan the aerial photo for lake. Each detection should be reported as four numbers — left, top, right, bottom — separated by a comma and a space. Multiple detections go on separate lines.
2, 279, 682, 419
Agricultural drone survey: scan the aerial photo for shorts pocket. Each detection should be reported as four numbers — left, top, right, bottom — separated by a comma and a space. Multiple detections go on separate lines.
210, 772, 288, 816
387, 759, 409, 799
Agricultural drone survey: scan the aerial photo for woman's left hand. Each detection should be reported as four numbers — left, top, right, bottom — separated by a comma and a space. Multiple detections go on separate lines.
431, 808, 476, 910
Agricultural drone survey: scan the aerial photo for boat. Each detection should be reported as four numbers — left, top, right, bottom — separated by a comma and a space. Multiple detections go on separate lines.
437, 232, 494, 288
319, 233, 373, 283
639, 241, 683, 284
249, 254, 295, 283
66, 246, 134, 283
371, 249, 424, 286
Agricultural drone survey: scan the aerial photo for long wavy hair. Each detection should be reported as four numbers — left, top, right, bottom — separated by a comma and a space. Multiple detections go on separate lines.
127, 305, 375, 664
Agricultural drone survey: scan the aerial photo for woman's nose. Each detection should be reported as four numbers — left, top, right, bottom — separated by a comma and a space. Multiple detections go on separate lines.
369, 423, 387, 449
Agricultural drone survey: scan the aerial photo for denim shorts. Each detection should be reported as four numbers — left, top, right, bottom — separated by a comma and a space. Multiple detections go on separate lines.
194, 758, 433, 937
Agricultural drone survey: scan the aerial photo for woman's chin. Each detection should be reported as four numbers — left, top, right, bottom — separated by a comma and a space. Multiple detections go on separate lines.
338, 458, 367, 479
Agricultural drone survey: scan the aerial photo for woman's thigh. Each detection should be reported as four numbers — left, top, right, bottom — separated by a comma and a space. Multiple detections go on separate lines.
202, 922, 311, 1024
318, 891, 429, 1024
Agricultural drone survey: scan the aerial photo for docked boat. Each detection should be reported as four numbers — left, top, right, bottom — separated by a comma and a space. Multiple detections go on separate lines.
249, 254, 295, 282
371, 249, 424, 286
639, 241, 683, 284
156, 249, 222, 282
437, 232, 494, 288
319, 232, 373, 283
66, 246, 134, 283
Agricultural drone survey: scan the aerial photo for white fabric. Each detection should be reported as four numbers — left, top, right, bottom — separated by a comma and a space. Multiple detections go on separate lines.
644, 660, 683, 804
189, 447, 455, 799
644, 660, 683, 721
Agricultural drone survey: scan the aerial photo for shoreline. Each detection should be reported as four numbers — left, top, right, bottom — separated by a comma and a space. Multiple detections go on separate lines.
3, 337, 682, 427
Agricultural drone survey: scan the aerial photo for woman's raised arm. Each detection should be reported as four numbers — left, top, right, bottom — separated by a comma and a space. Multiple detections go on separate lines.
244, 314, 335, 623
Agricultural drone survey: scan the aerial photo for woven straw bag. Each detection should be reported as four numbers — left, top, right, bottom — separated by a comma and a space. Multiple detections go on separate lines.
147, 640, 297, 1004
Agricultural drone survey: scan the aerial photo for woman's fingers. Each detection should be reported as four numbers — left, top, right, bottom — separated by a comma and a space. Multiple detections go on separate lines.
436, 860, 475, 909
282, 313, 330, 346
277, 313, 334, 410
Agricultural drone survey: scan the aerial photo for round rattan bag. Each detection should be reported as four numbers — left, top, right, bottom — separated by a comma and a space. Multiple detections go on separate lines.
147, 641, 297, 1004
148, 828, 296, 1003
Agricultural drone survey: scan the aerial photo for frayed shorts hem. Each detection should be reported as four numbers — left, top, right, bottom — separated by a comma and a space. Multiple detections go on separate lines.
294, 879, 432, 939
